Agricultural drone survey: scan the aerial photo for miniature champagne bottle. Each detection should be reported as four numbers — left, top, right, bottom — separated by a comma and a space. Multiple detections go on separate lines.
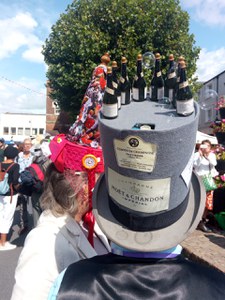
112, 61, 121, 110
102, 66, 118, 119
176, 61, 194, 116
150, 53, 164, 102
175, 56, 185, 94
120, 57, 131, 105
132, 54, 147, 101
165, 54, 177, 107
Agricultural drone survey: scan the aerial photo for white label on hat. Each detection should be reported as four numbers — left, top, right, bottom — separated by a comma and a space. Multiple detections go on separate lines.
114, 136, 157, 172
181, 149, 195, 187
108, 168, 170, 213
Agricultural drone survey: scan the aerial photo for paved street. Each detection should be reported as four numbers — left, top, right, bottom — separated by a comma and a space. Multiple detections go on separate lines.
0, 201, 33, 300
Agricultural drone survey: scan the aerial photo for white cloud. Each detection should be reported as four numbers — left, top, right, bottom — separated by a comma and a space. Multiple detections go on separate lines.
195, 47, 225, 82
0, 77, 46, 114
22, 46, 44, 63
181, 0, 225, 27
0, 12, 44, 63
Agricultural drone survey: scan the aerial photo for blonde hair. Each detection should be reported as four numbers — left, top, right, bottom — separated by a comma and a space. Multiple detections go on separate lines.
40, 163, 78, 217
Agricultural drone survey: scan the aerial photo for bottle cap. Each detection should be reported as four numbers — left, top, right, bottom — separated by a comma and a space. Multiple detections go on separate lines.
107, 66, 112, 74
112, 61, 118, 68
178, 56, 185, 62
101, 53, 110, 64
121, 57, 127, 64
137, 54, 142, 60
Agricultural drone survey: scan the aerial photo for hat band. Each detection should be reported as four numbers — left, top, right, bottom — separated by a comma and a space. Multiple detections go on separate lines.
109, 190, 189, 231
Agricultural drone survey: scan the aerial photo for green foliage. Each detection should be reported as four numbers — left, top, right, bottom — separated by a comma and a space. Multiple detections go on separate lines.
42, 0, 201, 116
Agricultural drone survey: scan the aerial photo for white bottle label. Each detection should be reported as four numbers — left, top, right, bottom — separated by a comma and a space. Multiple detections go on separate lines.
149, 86, 152, 99
121, 92, 130, 104
121, 92, 126, 104
157, 87, 164, 100
168, 72, 176, 79
144, 87, 147, 99
114, 135, 157, 172
117, 95, 121, 109
102, 103, 118, 118
105, 87, 114, 95
179, 80, 188, 89
169, 89, 173, 101
132, 87, 147, 100
132, 88, 139, 100
156, 71, 162, 77
108, 168, 170, 213
112, 81, 118, 89
176, 98, 194, 115
181, 149, 195, 187
120, 77, 125, 84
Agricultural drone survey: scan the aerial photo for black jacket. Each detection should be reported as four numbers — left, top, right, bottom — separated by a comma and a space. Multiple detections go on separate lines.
57, 253, 225, 300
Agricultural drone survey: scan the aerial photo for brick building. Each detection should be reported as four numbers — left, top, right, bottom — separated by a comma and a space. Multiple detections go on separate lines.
46, 83, 72, 135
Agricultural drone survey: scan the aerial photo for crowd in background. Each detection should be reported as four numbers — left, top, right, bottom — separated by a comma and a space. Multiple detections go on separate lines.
0, 135, 52, 251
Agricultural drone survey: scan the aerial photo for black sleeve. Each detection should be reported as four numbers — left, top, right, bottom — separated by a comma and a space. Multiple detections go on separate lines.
8, 163, 20, 185
12, 163, 20, 185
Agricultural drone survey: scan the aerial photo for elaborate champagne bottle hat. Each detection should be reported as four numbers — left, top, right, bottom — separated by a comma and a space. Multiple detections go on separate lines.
93, 101, 205, 251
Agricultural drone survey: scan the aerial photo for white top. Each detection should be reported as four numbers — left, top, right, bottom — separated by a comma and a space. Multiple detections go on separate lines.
11, 210, 108, 300
193, 151, 218, 177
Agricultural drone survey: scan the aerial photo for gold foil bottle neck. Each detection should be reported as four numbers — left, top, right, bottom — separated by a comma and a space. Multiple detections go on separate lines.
121, 57, 127, 64
107, 66, 112, 74
155, 53, 161, 60
101, 52, 110, 64
137, 54, 142, 60
111, 61, 118, 68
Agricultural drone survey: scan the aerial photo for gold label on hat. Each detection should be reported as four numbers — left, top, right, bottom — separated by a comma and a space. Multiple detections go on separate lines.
108, 168, 170, 213
114, 136, 157, 172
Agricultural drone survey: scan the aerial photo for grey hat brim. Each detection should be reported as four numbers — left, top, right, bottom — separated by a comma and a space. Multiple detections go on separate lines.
93, 171, 205, 252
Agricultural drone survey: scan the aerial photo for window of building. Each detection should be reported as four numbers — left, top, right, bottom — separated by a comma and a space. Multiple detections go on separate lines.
3, 127, 9, 135
39, 128, 44, 134
52, 101, 60, 115
11, 127, 16, 135
25, 128, 31, 136
32, 128, 38, 135
18, 127, 23, 135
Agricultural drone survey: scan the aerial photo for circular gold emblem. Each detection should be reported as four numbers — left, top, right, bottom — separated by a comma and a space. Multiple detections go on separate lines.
82, 154, 98, 170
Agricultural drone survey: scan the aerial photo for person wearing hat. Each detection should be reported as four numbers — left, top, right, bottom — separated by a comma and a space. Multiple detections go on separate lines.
49, 92, 225, 299
0, 146, 20, 251
0, 137, 6, 162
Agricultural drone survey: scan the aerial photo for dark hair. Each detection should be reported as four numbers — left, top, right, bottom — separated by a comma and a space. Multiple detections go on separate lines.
4, 146, 19, 159
40, 163, 78, 217
202, 140, 212, 147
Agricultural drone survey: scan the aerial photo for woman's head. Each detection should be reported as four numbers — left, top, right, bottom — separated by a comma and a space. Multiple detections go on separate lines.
40, 163, 87, 217
200, 140, 212, 154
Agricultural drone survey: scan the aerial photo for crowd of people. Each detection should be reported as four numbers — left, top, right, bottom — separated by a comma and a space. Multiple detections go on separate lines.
0, 135, 51, 251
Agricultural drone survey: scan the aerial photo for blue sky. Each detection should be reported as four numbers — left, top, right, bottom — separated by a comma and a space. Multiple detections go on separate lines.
0, 0, 224, 114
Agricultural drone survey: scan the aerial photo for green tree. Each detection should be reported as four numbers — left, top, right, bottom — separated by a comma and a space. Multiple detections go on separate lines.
42, 0, 200, 116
